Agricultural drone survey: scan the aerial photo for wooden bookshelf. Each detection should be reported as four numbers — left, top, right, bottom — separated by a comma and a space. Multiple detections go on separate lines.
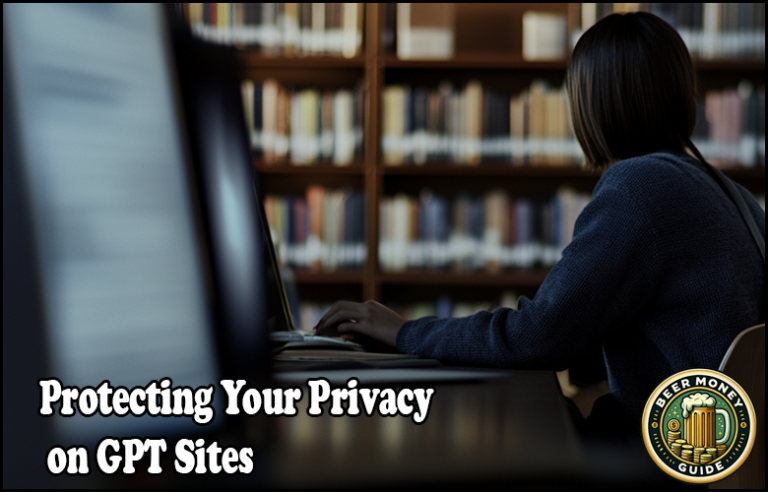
693, 61, 765, 73
383, 54, 568, 70
385, 56, 765, 72
228, 3, 766, 304
381, 165, 594, 178
237, 53, 366, 69
292, 270, 365, 284
379, 270, 551, 288
255, 162, 366, 175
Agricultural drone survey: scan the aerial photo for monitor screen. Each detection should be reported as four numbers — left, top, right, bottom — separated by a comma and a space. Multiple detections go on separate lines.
4, 3, 223, 443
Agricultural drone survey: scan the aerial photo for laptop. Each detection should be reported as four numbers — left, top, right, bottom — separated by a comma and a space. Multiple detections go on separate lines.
164, 9, 440, 371
255, 185, 366, 353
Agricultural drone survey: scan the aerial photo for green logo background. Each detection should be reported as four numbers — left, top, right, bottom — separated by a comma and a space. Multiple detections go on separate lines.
662, 389, 736, 451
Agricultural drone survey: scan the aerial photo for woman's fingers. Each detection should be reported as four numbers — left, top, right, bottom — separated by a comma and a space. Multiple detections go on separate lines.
316, 310, 363, 333
314, 300, 406, 348
336, 322, 367, 335
315, 302, 366, 333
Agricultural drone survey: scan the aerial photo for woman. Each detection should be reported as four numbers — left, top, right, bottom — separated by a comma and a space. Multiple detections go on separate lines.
315, 12, 765, 439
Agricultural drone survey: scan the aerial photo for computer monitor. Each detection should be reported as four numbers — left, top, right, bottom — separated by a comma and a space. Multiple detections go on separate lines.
4, 5, 269, 484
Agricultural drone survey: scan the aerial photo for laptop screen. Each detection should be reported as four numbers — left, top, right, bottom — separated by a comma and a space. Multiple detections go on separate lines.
168, 14, 275, 375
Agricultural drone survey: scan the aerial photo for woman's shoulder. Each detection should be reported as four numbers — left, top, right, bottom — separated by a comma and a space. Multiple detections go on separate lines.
594, 151, 705, 203
599, 151, 696, 188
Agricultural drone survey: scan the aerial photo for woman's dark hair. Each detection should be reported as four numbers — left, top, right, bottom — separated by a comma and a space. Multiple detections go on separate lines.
565, 12, 705, 171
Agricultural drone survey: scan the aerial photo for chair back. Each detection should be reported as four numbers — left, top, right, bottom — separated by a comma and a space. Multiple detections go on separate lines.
709, 324, 765, 489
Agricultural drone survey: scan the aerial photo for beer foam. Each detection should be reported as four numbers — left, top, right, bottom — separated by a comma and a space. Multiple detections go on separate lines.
681, 393, 716, 418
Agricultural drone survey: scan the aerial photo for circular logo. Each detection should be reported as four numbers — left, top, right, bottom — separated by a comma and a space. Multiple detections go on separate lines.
642, 369, 756, 484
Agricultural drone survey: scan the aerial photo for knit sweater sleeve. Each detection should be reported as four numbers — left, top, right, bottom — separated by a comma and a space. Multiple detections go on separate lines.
395, 177, 662, 370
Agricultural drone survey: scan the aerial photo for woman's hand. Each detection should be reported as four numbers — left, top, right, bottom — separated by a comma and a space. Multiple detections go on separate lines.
314, 300, 406, 348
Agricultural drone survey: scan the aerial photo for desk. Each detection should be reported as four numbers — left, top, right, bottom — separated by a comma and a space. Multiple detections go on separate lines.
257, 368, 587, 487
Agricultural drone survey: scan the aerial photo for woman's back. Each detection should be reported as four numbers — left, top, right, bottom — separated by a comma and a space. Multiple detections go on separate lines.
596, 151, 764, 428
397, 150, 764, 436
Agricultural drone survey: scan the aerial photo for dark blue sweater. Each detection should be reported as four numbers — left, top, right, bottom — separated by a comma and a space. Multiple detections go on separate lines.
397, 151, 765, 431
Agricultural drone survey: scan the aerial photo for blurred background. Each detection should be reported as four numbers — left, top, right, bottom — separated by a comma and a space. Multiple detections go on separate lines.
183, 1, 765, 399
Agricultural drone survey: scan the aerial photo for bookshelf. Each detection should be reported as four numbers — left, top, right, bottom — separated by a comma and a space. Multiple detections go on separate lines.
186, 3, 765, 306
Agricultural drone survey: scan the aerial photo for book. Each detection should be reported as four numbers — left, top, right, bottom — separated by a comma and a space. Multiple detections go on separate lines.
341, 3, 364, 59
382, 3, 397, 53
382, 86, 407, 165
396, 3, 455, 60
522, 11, 568, 61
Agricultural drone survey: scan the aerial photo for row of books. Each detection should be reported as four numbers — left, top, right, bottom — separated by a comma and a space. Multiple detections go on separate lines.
267, 186, 762, 275
379, 188, 592, 272
382, 81, 577, 166
264, 187, 366, 270
575, 3, 765, 60
381, 80, 766, 168
183, 3, 364, 57
693, 84, 765, 168
242, 79, 365, 165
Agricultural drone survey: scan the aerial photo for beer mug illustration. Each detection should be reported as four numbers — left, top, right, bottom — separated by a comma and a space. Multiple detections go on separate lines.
681, 393, 730, 449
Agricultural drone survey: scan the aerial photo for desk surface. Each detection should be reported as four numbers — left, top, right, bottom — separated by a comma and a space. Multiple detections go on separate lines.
258, 368, 587, 487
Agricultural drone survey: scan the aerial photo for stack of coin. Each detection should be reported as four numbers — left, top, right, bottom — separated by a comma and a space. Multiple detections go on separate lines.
667, 430, 681, 445
693, 447, 706, 464
700, 454, 713, 464
716, 445, 727, 457
675, 439, 686, 446
681, 444, 694, 462
667, 419, 681, 445
706, 447, 718, 460
671, 442, 683, 457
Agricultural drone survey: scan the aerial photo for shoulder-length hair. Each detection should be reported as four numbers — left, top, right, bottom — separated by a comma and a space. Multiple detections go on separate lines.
565, 12, 704, 171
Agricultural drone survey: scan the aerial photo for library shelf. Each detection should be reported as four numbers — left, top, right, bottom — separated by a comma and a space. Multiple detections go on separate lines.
692, 61, 765, 73
719, 167, 767, 179
381, 164, 595, 178
380, 165, 765, 181
378, 270, 551, 287
236, 53, 366, 69
292, 270, 365, 284
384, 55, 764, 73
254, 162, 367, 175
383, 54, 567, 70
